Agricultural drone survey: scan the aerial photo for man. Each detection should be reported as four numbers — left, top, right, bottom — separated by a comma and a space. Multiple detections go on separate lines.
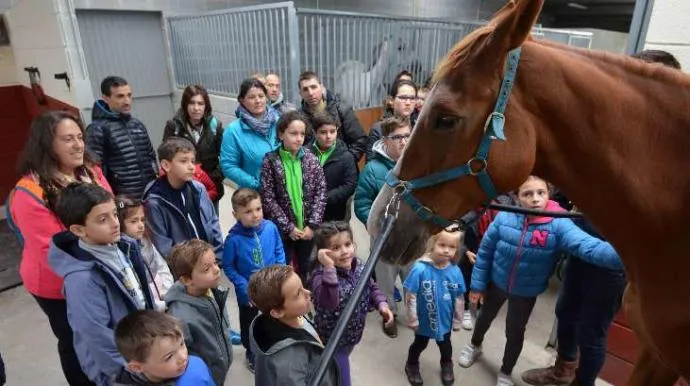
520, 50, 681, 386
86, 76, 158, 198
265, 72, 295, 114
298, 71, 367, 162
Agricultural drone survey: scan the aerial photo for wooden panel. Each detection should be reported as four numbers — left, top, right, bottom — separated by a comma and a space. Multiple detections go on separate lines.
599, 353, 633, 386
354, 107, 384, 170
607, 321, 640, 364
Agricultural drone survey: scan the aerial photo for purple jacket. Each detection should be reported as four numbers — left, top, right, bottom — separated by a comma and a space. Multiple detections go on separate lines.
260, 148, 327, 236
309, 258, 387, 347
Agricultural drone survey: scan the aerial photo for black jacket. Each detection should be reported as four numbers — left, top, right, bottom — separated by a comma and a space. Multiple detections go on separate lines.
311, 140, 358, 221
163, 111, 225, 201
86, 100, 158, 199
301, 89, 367, 163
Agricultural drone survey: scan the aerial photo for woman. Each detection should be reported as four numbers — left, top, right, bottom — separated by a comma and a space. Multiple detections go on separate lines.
8, 111, 111, 385
365, 79, 418, 162
220, 78, 280, 190
163, 84, 225, 205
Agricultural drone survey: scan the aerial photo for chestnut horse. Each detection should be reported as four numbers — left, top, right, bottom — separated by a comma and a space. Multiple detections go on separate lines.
367, 0, 690, 384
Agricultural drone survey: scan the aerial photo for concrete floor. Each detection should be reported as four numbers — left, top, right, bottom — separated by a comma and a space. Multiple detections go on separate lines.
0, 189, 612, 386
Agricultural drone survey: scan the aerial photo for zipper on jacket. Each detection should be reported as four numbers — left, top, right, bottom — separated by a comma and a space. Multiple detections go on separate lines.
206, 295, 230, 359
507, 218, 529, 292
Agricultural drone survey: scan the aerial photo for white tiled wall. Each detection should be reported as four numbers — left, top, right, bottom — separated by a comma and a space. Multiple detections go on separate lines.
0, 45, 18, 85
645, 0, 690, 71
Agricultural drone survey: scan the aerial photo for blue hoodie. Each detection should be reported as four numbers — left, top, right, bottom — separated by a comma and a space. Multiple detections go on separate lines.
220, 118, 279, 190
48, 232, 155, 386
471, 200, 623, 298
222, 219, 286, 305
143, 179, 223, 259
403, 258, 466, 341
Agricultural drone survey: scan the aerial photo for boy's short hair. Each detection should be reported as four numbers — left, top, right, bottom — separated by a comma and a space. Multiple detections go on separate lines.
115, 310, 183, 362
248, 265, 294, 314
298, 70, 320, 87
231, 188, 261, 211
157, 137, 196, 162
54, 182, 114, 227
381, 116, 410, 137
311, 111, 338, 131
168, 239, 213, 279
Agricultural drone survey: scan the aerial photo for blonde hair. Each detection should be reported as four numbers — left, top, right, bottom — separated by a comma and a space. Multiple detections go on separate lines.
425, 228, 463, 259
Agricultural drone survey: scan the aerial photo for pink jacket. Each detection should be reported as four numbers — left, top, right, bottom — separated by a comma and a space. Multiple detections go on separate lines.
9, 166, 111, 299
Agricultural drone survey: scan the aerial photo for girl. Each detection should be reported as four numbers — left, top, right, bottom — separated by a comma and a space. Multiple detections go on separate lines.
115, 196, 174, 311
457, 176, 623, 386
260, 110, 327, 283
309, 221, 394, 386
403, 229, 466, 386
310, 111, 358, 222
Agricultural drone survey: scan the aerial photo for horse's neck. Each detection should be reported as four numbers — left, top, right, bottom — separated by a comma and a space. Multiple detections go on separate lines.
522, 43, 690, 257
369, 41, 390, 83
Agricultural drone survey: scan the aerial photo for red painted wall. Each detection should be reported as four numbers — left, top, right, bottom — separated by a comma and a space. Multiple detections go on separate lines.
0, 85, 78, 203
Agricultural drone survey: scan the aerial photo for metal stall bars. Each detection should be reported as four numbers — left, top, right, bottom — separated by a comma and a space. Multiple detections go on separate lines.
167, 2, 302, 103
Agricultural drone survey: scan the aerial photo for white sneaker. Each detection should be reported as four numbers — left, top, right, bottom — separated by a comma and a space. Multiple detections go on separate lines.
462, 310, 475, 330
457, 343, 482, 368
496, 372, 514, 386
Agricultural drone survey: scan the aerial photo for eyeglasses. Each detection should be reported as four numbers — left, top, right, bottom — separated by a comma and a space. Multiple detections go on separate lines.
395, 95, 416, 101
386, 134, 411, 141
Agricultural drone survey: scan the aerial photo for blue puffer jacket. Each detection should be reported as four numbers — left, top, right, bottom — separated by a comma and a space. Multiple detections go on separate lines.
354, 140, 395, 225
471, 200, 623, 297
220, 117, 279, 190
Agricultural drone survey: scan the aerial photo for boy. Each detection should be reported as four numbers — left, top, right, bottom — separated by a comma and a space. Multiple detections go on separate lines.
143, 137, 223, 259
248, 265, 340, 385
165, 239, 232, 386
48, 183, 155, 386
222, 188, 286, 371
114, 310, 214, 385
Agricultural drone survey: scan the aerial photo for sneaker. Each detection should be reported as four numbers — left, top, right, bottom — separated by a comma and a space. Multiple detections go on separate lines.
394, 287, 403, 302
496, 372, 514, 386
462, 310, 475, 330
441, 362, 455, 386
405, 363, 423, 386
383, 317, 398, 338
458, 343, 482, 368
229, 329, 242, 346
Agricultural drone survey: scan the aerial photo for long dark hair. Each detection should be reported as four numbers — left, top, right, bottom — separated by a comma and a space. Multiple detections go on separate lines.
17, 111, 96, 209
180, 84, 212, 122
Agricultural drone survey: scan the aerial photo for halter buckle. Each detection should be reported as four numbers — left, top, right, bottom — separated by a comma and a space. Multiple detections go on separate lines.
466, 157, 488, 176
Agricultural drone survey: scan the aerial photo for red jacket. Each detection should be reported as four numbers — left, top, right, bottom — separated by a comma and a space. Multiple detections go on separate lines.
9, 166, 111, 299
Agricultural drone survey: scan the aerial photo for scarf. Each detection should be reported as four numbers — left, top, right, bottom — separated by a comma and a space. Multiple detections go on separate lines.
235, 104, 279, 137
278, 147, 304, 230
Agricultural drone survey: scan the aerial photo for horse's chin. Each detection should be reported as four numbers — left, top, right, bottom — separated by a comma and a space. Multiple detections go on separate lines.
369, 185, 430, 266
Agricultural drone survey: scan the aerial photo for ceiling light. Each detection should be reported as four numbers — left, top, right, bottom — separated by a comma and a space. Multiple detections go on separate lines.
567, 2, 589, 10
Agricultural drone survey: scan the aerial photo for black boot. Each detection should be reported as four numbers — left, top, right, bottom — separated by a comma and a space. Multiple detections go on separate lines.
405, 362, 423, 386
441, 361, 455, 386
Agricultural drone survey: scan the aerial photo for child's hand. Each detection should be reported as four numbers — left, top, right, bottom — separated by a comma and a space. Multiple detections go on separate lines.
465, 251, 477, 264
301, 226, 314, 240
289, 227, 304, 241
469, 291, 484, 305
317, 249, 336, 268
379, 303, 395, 326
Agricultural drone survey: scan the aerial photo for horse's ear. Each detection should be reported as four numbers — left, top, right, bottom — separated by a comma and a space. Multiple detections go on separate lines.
487, 0, 544, 52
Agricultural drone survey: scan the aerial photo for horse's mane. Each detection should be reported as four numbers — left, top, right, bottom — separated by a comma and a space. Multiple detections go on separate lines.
433, 26, 493, 84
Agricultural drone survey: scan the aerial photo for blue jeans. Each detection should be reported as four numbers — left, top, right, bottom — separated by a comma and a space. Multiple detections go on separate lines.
556, 257, 626, 386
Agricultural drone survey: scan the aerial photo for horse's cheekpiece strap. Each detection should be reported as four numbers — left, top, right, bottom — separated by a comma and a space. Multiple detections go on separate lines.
385, 47, 523, 228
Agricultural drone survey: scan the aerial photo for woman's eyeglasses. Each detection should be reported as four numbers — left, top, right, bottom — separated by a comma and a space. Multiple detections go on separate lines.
395, 95, 416, 102
386, 134, 411, 141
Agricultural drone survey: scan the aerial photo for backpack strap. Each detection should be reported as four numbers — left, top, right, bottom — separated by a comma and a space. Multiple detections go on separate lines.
5, 177, 46, 246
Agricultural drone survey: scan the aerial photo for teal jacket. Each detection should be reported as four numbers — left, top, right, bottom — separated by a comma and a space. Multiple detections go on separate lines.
220, 118, 279, 190
354, 140, 395, 225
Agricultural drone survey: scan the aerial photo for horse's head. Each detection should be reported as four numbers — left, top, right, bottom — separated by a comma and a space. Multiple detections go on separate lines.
369, 0, 545, 265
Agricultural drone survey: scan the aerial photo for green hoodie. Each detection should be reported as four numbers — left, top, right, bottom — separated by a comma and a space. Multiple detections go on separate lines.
279, 147, 305, 229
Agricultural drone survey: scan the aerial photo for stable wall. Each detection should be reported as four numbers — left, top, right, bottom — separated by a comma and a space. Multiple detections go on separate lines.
644, 0, 690, 71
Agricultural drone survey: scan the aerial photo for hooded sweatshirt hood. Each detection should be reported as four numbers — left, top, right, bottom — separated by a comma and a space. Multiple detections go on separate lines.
527, 200, 565, 224
371, 139, 395, 166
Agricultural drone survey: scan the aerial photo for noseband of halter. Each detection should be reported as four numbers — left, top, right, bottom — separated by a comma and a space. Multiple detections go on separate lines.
385, 47, 522, 229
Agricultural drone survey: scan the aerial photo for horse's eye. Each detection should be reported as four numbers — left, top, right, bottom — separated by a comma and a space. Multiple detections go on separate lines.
435, 115, 461, 130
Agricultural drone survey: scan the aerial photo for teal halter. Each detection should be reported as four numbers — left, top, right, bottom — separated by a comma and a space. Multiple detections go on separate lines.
385, 47, 522, 228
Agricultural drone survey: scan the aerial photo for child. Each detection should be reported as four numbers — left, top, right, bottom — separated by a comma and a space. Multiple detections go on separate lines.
260, 110, 327, 283
48, 183, 155, 386
403, 229, 466, 386
248, 265, 340, 385
222, 187, 286, 371
143, 137, 223, 259
355, 116, 412, 338
310, 112, 358, 222
114, 310, 214, 385
116, 196, 174, 311
309, 221, 394, 386
165, 239, 233, 386
457, 176, 623, 386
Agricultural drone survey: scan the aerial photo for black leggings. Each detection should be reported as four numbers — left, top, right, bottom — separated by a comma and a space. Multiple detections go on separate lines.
283, 238, 314, 284
238, 304, 260, 354
33, 296, 95, 386
407, 333, 453, 365
471, 285, 536, 375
